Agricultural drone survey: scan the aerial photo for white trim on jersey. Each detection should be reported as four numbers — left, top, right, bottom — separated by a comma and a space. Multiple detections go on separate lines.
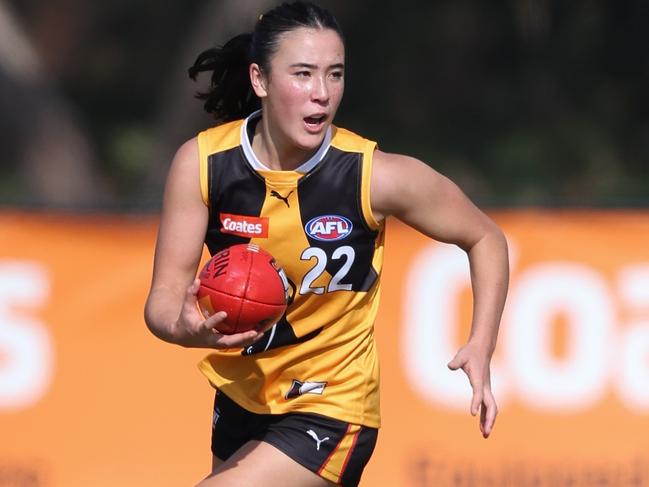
240, 110, 332, 173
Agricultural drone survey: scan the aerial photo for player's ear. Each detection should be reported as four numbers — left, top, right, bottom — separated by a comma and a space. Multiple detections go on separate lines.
250, 63, 268, 98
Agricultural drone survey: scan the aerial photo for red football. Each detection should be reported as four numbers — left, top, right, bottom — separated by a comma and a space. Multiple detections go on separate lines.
196, 243, 289, 334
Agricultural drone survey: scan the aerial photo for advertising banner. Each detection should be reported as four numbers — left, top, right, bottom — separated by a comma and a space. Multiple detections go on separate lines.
1, 211, 648, 486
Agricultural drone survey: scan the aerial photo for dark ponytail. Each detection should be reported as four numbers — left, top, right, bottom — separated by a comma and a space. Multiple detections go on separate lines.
188, 33, 259, 124
189, 1, 344, 123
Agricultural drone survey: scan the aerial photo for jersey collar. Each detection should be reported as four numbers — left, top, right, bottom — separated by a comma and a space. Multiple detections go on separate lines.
240, 110, 332, 173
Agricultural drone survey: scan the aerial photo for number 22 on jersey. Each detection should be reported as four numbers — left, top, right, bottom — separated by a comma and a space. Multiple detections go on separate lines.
299, 246, 355, 295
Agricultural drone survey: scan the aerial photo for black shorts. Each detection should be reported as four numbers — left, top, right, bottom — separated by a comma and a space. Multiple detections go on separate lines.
211, 389, 378, 487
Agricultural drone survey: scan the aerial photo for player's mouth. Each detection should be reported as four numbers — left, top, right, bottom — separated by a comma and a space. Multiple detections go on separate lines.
303, 114, 327, 133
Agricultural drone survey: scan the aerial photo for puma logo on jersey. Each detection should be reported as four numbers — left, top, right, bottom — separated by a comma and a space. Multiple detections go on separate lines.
270, 190, 293, 208
306, 430, 330, 451
220, 213, 269, 238
305, 215, 353, 241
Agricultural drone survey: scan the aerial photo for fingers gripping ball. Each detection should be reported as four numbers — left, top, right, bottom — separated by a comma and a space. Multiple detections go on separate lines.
197, 244, 289, 334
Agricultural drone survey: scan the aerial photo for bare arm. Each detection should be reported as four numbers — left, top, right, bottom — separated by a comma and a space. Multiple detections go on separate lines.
144, 138, 262, 349
371, 150, 509, 437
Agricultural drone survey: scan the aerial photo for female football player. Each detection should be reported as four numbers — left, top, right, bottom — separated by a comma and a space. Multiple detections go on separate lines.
144, 2, 509, 486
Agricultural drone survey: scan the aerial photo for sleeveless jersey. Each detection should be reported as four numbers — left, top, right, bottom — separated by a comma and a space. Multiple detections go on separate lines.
196, 112, 384, 428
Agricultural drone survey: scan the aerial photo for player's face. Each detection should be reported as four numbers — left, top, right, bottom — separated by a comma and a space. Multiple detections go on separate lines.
254, 27, 345, 153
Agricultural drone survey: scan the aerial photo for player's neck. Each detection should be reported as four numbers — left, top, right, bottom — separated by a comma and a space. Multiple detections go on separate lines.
252, 118, 317, 171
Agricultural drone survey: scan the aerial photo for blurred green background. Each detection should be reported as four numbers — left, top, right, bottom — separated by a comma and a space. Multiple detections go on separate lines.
1, 0, 647, 210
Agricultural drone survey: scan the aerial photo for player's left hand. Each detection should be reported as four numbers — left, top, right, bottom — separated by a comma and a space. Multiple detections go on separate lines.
447, 342, 498, 439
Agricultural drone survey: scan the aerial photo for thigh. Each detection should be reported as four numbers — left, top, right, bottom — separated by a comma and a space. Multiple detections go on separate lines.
197, 441, 334, 487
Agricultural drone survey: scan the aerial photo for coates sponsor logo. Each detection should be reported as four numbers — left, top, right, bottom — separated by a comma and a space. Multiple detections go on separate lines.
220, 213, 269, 238
305, 215, 353, 241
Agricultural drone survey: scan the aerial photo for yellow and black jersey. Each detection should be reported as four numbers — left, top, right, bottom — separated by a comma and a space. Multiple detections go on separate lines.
196, 111, 385, 428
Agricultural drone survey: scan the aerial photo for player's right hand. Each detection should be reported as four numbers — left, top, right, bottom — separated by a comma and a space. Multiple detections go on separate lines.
172, 279, 264, 349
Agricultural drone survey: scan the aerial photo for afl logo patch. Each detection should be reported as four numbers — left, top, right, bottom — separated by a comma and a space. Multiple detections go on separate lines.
305, 215, 353, 241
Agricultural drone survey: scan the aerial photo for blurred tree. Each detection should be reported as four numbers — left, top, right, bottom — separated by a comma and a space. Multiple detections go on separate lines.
0, 0, 108, 207
7, 0, 206, 207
